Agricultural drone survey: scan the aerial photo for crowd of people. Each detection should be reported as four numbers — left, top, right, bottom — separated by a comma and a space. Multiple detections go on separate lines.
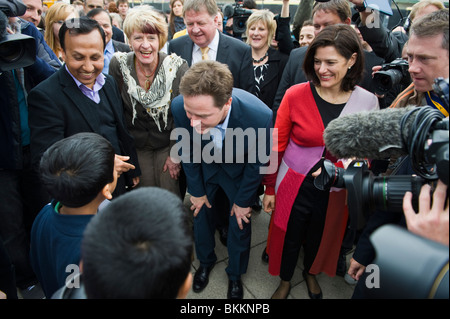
0, 0, 448, 300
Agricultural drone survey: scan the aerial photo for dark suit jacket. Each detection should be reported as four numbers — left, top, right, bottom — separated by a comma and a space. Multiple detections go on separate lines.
27, 66, 140, 181
112, 40, 130, 53
168, 32, 255, 93
171, 88, 272, 208
272, 46, 385, 116
112, 25, 125, 43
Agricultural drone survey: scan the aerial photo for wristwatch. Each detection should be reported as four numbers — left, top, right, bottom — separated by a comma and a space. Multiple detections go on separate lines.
355, 3, 366, 12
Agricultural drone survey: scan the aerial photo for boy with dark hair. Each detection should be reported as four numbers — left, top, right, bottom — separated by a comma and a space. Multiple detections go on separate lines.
29, 132, 117, 298
79, 187, 193, 299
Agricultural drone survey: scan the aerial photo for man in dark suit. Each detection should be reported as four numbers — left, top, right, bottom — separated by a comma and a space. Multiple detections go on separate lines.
272, 0, 385, 118
86, 8, 130, 74
168, 0, 254, 93
28, 17, 140, 196
171, 61, 272, 299
169, 0, 255, 245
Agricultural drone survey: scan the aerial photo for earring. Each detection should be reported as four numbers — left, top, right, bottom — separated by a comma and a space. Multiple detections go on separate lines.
348, 66, 352, 70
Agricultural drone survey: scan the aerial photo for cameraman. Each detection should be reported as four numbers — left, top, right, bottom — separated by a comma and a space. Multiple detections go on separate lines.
19, 0, 42, 27
348, 9, 449, 298
12, 15, 61, 71
390, 8, 449, 115
0, 0, 56, 298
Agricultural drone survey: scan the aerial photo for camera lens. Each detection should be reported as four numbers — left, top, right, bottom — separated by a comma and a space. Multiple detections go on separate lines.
233, 17, 247, 34
373, 69, 403, 95
370, 175, 425, 212
314, 160, 345, 190
0, 40, 24, 63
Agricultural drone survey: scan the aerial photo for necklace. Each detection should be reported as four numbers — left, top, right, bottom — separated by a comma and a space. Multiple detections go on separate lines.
137, 60, 158, 91
252, 50, 268, 64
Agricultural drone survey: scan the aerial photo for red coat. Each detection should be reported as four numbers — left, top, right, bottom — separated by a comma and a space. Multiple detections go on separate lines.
264, 82, 379, 276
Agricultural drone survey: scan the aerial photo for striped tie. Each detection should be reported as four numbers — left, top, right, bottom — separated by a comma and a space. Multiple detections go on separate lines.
200, 47, 210, 60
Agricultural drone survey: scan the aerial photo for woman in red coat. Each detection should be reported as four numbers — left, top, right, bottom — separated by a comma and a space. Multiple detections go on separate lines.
263, 24, 379, 299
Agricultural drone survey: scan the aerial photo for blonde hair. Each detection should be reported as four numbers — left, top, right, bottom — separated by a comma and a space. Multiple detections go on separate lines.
123, 5, 168, 51
44, 2, 78, 56
410, 0, 445, 22
245, 10, 276, 48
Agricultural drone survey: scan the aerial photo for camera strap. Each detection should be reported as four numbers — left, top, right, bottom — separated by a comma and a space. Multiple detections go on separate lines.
426, 91, 449, 117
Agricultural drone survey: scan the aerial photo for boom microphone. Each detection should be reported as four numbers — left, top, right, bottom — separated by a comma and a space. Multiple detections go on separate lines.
324, 105, 448, 183
323, 106, 418, 160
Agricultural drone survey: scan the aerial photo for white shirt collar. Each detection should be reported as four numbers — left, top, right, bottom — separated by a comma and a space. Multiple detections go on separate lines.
192, 29, 220, 64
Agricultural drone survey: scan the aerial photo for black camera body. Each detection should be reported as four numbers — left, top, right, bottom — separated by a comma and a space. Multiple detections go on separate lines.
315, 104, 448, 228
373, 58, 411, 96
0, 0, 36, 72
315, 159, 426, 229
223, 1, 253, 36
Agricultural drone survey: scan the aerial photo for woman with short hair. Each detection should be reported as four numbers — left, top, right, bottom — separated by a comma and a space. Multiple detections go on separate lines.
109, 6, 189, 197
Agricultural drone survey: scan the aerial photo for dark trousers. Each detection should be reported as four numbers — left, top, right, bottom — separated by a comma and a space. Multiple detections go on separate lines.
193, 173, 253, 281
279, 175, 329, 281
0, 146, 49, 289
0, 240, 18, 299
214, 187, 230, 231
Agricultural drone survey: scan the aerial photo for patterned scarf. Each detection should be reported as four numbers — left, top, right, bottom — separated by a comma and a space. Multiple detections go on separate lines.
114, 52, 184, 131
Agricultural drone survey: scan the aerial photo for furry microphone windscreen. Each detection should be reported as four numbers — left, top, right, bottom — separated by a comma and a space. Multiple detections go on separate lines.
323, 106, 418, 160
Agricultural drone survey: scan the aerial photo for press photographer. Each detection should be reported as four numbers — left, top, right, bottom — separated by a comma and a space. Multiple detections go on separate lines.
0, 0, 56, 299
390, 8, 449, 114
223, 0, 254, 38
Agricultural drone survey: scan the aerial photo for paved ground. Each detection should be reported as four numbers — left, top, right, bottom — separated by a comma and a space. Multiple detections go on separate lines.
183, 194, 357, 299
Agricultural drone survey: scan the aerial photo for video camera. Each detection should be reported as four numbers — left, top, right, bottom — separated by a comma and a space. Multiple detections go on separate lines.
373, 58, 411, 96
314, 78, 449, 229
223, 0, 253, 36
0, 0, 36, 72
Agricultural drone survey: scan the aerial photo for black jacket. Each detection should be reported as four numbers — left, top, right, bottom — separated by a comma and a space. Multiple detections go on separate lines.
27, 66, 141, 183
256, 47, 289, 110
0, 60, 55, 170
168, 32, 255, 93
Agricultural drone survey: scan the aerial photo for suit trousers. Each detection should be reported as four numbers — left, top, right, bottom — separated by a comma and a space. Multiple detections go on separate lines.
194, 170, 252, 281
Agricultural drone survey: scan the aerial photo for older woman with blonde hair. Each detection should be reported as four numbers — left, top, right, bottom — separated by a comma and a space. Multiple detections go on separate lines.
245, 9, 288, 110
44, 2, 78, 60
109, 6, 189, 197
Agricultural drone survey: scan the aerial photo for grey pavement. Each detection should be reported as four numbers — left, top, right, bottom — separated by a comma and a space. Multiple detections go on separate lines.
183, 194, 357, 300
